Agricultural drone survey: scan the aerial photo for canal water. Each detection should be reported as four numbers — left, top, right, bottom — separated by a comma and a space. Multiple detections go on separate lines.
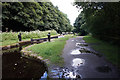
2, 47, 48, 79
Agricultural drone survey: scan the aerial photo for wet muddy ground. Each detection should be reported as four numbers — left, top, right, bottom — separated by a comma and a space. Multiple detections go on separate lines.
1, 36, 120, 79
48, 36, 120, 79
2, 48, 47, 79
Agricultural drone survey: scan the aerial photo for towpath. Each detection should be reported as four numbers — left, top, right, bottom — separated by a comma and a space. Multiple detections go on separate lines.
49, 36, 119, 79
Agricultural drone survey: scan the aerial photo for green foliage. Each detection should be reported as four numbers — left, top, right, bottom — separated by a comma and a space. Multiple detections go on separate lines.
2, 2, 72, 33
74, 2, 120, 44
83, 36, 120, 67
28, 35, 74, 64
73, 11, 88, 35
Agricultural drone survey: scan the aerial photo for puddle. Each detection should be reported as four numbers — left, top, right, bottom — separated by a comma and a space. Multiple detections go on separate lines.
71, 49, 81, 55
71, 40, 74, 41
96, 65, 112, 73
79, 48, 102, 57
40, 71, 47, 79
79, 40, 85, 43
49, 67, 81, 79
70, 48, 102, 57
2, 48, 47, 79
76, 43, 88, 47
76, 43, 81, 47
72, 58, 85, 68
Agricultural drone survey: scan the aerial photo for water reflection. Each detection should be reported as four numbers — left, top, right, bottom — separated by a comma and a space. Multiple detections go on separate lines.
2, 49, 47, 79
71, 40, 74, 41
49, 67, 81, 79
40, 71, 47, 80
71, 49, 81, 55
76, 43, 88, 47
72, 58, 85, 68
79, 48, 102, 57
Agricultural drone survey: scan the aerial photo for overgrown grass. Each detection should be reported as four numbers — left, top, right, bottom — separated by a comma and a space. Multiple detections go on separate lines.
0, 30, 57, 46
28, 35, 74, 65
83, 36, 120, 68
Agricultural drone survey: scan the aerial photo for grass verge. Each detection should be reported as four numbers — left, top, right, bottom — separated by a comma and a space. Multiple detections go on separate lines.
83, 36, 120, 68
1, 30, 57, 46
27, 35, 74, 65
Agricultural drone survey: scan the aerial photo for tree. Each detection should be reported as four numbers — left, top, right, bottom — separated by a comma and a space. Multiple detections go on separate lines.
74, 2, 120, 44
2, 2, 73, 33
74, 11, 87, 35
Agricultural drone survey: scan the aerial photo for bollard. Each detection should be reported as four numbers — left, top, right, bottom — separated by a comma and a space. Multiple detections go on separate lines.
47, 32, 51, 42
19, 46, 22, 51
18, 33, 22, 41
31, 38, 34, 44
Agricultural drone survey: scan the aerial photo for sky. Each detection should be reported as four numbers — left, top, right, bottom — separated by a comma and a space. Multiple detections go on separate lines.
50, 0, 82, 26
